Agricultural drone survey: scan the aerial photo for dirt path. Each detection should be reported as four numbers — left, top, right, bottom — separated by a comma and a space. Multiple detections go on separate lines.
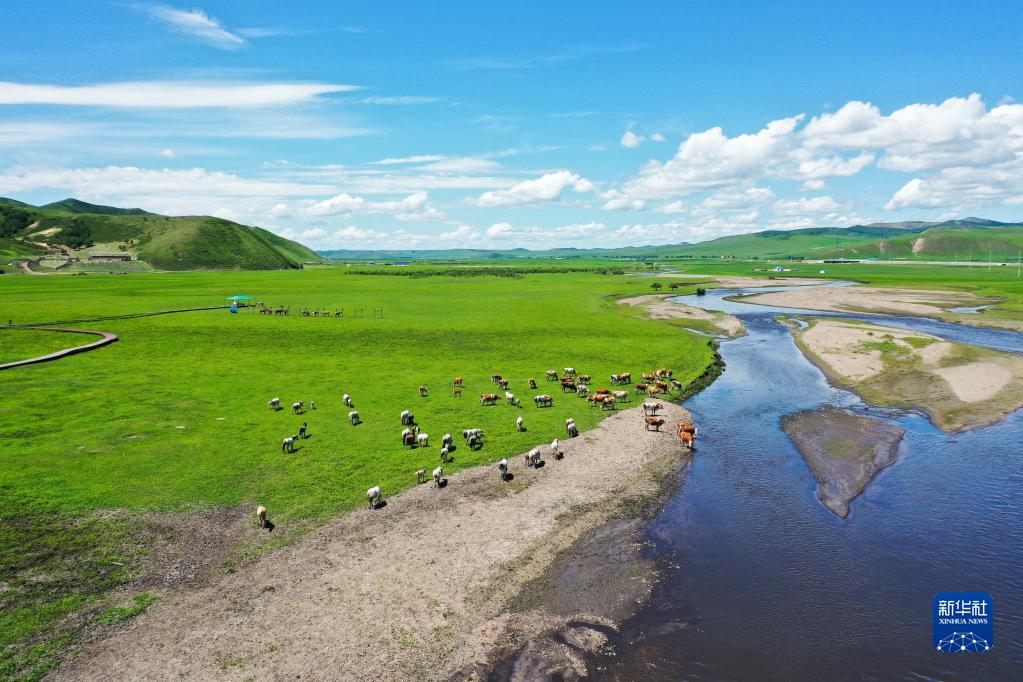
56, 401, 693, 681
0, 327, 118, 370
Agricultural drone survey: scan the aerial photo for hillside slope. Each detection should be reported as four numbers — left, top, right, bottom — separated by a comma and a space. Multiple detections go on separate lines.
0, 198, 316, 271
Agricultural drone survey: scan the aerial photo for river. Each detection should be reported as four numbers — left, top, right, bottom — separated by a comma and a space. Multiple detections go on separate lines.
593, 284, 1023, 681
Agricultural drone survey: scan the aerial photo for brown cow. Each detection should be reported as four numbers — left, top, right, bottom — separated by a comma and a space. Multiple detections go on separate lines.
655, 380, 670, 391
595, 388, 611, 395
634, 382, 648, 393
679, 431, 694, 448
578, 374, 592, 383
644, 417, 665, 431
677, 422, 697, 435
528, 377, 538, 389
498, 379, 510, 390
480, 393, 502, 406
642, 373, 656, 382
647, 386, 661, 397
453, 376, 463, 387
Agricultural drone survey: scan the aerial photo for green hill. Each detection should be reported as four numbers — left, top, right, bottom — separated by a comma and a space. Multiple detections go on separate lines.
0, 197, 318, 271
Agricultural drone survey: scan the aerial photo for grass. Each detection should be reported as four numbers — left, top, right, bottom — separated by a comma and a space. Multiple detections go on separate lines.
0, 329, 85, 364
0, 266, 715, 678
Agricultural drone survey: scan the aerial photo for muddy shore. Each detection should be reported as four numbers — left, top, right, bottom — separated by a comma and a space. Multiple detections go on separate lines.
56, 402, 694, 681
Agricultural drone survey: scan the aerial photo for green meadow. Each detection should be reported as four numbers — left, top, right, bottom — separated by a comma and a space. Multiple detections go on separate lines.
0, 266, 715, 679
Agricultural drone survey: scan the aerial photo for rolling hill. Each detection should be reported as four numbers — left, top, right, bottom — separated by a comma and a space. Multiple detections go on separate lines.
0, 198, 319, 271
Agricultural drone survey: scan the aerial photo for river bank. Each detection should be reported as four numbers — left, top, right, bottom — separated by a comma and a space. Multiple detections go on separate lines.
618, 293, 746, 337
791, 317, 1023, 432
56, 402, 694, 681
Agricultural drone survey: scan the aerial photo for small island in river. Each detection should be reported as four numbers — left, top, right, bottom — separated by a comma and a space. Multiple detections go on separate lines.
782, 407, 905, 518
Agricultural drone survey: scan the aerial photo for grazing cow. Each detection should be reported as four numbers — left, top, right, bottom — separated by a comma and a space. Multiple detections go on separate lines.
418, 433, 429, 447
442, 433, 453, 447
491, 374, 503, 383
367, 486, 382, 508
561, 381, 577, 393
595, 388, 611, 396
440, 446, 451, 463
498, 379, 510, 390
348, 410, 360, 425
419, 385, 429, 397
657, 368, 674, 379
433, 466, 444, 487
516, 416, 525, 432
525, 447, 541, 467
505, 391, 517, 405
634, 383, 648, 394
679, 431, 694, 449
655, 381, 670, 392
534, 394, 553, 408
498, 459, 509, 479
566, 421, 579, 438
613, 390, 630, 402
453, 376, 463, 387
577, 385, 589, 397
298, 421, 308, 439
644, 417, 666, 431
642, 373, 656, 382
643, 401, 662, 415
401, 410, 414, 426
551, 438, 561, 459
403, 432, 416, 448
578, 374, 592, 384
282, 436, 297, 453
292, 401, 304, 414
647, 387, 662, 397
610, 373, 624, 385
343, 394, 354, 408
463, 428, 484, 441
453, 387, 462, 397
480, 393, 501, 406
528, 378, 538, 389
468, 434, 483, 450
256, 505, 267, 528
545, 370, 558, 381
268, 397, 281, 411
564, 367, 576, 376
671, 379, 684, 391
620, 373, 632, 384
601, 397, 616, 411
416, 469, 427, 484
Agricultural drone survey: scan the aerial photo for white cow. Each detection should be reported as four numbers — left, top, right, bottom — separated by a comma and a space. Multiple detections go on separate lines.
343, 393, 354, 408
440, 446, 450, 462
432, 466, 444, 486
292, 401, 304, 414
416, 469, 427, 484
418, 433, 429, 447
366, 485, 382, 508
498, 459, 509, 479
281, 436, 296, 453
551, 438, 560, 458
516, 416, 525, 432
643, 401, 663, 415
348, 410, 360, 425
268, 397, 280, 411
442, 433, 453, 447
256, 505, 267, 527
400, 409, 413, 426
564, 367, 576, 376
566, 420, 579, 438
525, 446, 542, 467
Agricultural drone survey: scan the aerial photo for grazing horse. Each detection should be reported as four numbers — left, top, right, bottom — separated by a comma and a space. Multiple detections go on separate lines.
644, 417, 665, 431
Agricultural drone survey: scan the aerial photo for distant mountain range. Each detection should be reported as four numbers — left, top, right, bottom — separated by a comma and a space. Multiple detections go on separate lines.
321, 217, 1023, 262
0, 197, 319, 271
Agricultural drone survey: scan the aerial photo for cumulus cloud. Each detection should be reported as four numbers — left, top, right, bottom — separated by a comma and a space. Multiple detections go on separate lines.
600, 189, 645, 211
305, 191, 444, 220
0, 80, 357, 108
621, 115, 803, 199
473, 170, 595, 207
799, 179, 827, 191
773, 195, 845, 215
621, 130, 645, 148
159, 148, 177, 159
885, 161, 1023, 209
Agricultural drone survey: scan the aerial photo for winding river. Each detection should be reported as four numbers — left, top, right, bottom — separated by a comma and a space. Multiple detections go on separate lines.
594, 284, 1023, 681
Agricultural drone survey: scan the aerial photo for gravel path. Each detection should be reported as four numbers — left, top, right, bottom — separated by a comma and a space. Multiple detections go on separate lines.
56, 401, 692, 681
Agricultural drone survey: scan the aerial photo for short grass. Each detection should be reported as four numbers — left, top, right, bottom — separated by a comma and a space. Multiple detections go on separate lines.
0, 267, 714, 678
0, 329, 84, 364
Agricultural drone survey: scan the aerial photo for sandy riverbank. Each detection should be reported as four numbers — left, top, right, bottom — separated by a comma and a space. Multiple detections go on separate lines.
619, 294, 745, 337
742, 285, 1022, 332
56, 402, 693, 681
791, 318, 1023, 432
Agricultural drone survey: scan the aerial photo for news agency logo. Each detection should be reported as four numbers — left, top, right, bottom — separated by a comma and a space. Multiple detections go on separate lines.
933, 592, 993, 653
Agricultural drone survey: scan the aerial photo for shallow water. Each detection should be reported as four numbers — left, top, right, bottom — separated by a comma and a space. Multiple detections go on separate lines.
594, 285, 1023, 681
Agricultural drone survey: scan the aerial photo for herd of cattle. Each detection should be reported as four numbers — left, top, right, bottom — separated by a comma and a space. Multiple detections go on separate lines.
257, 366, 697, 523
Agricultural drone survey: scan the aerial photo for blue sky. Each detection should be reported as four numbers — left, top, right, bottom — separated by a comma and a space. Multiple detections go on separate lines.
1, 1, 1021, 250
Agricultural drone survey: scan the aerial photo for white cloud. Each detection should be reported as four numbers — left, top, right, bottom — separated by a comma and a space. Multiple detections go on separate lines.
649, 133, 666, 142
799, 179, 826, 191
621, 130, 645, 148
305, 191, 443, 220
416, 157, 504, 173
794, 152, 874, 179
661, 200, 686, 214
473, 170, 595, 207
600, 189, 645, 211
885, 161, 1023, 209
306, 192, 365, 216
437, 225, 480, 242
145, 5, 246, 50
622, 115, 803, 199
773, 195, 845, 215
701, 186, 774, 209
356, 96, 444, 105
0, 80, 357, 108
159, 148, 177, 159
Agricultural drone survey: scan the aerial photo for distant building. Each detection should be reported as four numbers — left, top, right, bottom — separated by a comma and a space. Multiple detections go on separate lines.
88, 254, 133, 262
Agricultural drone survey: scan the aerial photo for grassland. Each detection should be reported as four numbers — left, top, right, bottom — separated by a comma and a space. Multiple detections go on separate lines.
0, 267, 714, 680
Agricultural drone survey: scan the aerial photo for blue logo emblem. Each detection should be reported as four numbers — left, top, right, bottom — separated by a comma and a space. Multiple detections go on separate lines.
933, 592, 993, 653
